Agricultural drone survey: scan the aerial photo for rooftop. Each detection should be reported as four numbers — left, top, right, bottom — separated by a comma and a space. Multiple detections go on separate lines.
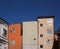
37, 16, 55, 19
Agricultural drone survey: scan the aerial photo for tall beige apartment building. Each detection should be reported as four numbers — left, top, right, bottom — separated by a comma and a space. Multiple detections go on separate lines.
37, 16, 54, 49
23, 21, 37, 49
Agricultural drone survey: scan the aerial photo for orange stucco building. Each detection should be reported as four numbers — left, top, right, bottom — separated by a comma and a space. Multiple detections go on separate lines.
8, 23, 22, 49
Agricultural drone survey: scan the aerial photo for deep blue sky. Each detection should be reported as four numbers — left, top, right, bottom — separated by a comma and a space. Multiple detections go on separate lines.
0, 0, 60, 31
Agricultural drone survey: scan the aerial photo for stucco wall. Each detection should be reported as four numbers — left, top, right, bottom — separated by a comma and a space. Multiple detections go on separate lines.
8, 23, 22, 49
23, 21, 37, 49
37, 18, 54, 49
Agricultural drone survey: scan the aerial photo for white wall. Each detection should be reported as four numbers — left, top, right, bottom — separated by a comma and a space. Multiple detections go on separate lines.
23, 21, 37, 49
0, 43, 8, 49
0, 24, 8, 49
23, 46, 37, 49
0, 24, 8, 39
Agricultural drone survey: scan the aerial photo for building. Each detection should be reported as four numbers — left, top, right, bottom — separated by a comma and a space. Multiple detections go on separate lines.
0, 18, 8, 49
54, 26, 60, 49
23, 21, 37, 49
37, 16, 54, 49
54, 31, 60, 49
8, 23, 22, 49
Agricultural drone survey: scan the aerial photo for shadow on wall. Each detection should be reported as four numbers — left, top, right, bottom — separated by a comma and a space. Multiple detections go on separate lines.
52, 38, 59, 49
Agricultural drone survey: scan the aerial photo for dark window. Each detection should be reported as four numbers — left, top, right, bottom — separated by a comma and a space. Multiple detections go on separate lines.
40, 45, 43, 48
11, 28, 15, 33
5, 47, 7, 49
40, 34, 43, 37
34, 38, 36, 40
40, 24, 43, 27
3, 29, 7, 37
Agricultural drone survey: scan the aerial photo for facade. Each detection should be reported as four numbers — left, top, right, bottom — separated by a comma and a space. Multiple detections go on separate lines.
37, 16, 54, 49
8, 23, 22, 49
0, 18, 8, 49
23, 21, 37, 49
0, 16, 55, 49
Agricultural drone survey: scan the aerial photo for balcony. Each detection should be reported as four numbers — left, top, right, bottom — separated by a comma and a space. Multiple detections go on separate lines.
0, 39, 8, 44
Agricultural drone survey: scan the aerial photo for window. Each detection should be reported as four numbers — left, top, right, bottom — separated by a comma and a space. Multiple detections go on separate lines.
11, 28, 15, 33
40, 45, 43, 48
46, 39, 50, 44
10, 40, 15, 44
5, 47, 7, 49
4, 24, 7, 28
47, 18, 53, 26
3, 29, 7, 37
40, 24, 43, 27
47, 29, 52, 34
47, 18, 53, 24
34, 38, 36, 40
40, 34, 43, 37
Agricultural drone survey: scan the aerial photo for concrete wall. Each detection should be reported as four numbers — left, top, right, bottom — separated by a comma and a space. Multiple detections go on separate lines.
37, 18, 54, 49
0, 24, 8, 39
0, 43, 8, 49
23, 21, 37, 49
0, 24, 8, 49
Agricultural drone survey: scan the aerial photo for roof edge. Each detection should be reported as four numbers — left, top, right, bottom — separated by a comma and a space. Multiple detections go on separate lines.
9, 22, 21, 25
0, 18, 9, 24
37, 16, 55, 19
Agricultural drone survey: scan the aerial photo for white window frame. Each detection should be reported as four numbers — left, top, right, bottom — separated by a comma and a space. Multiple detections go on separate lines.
47, 29, 52, 34
11, 28, 15, 33
40, 23, 43, 27
46, 39, 50, 44
10, 40, 15, 44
